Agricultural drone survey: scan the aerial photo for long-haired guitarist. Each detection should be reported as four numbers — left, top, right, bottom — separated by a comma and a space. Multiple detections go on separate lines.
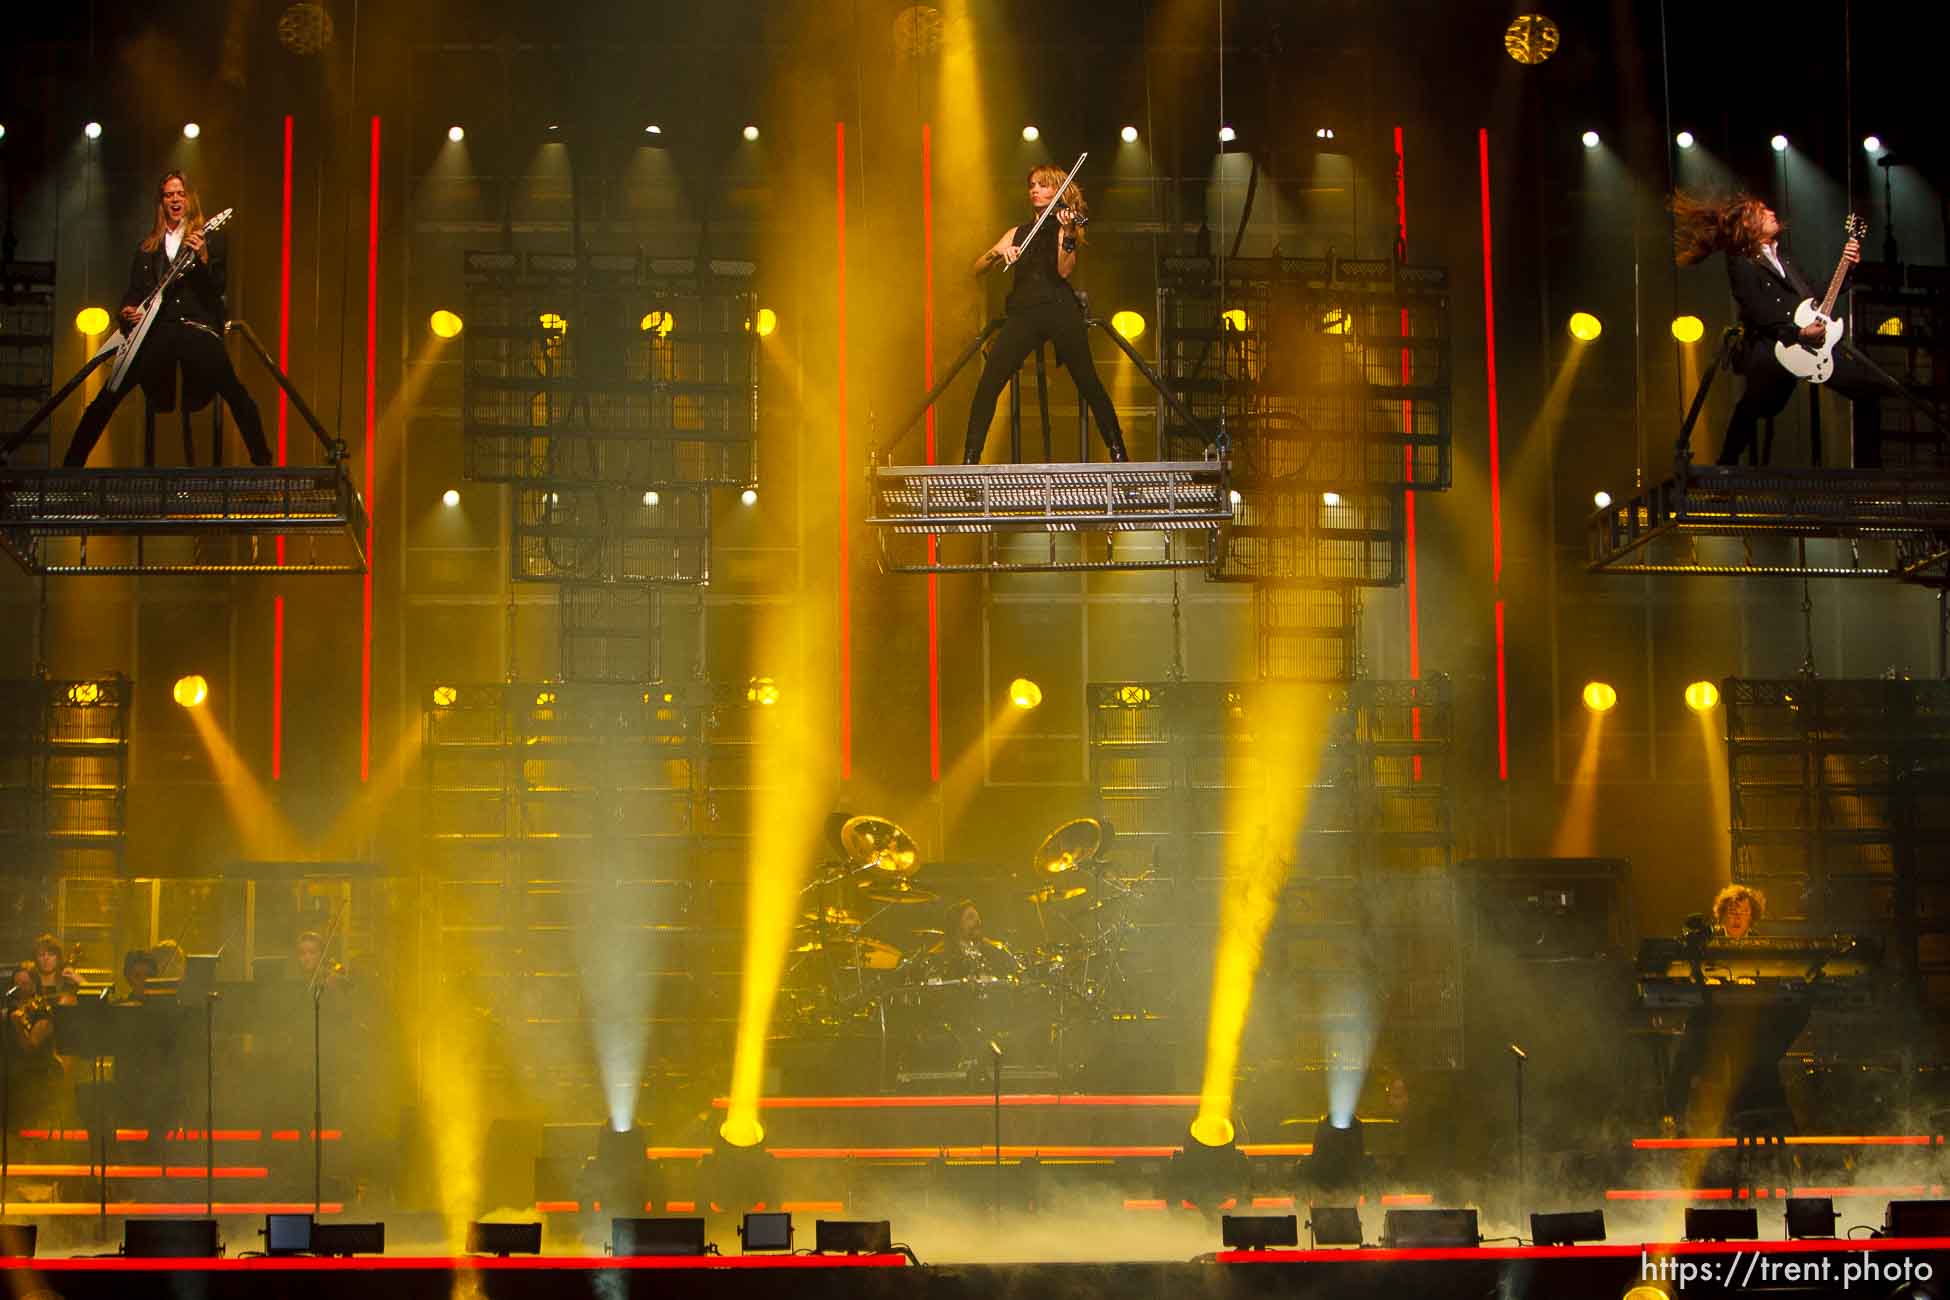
63, 170, 271, 468
962, 164, 1129, 464
1671, 191, 1881, 467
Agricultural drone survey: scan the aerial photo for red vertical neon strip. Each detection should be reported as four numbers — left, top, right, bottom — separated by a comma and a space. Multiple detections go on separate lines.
837, 122, 852, 781
1479, 127, 1508, 781
1394, 126, 1422, 782
273, 114, 293, 781
923, 125, 940, 784
360, 115, 379, 783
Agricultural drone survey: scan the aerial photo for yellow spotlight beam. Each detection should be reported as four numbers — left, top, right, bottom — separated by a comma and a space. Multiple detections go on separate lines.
184, 702, 297, 861
1695, 696, 1731, 883
1194, 683, 1332, 1144
1551, 707, 1606, 858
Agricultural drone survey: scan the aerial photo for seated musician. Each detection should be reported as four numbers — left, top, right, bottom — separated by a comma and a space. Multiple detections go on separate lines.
30, 933, 82, 1005
294, 930, 348, 991
6, 962, 66, 1121
1663, 884, 1805, 1137
923, 901, 1021, 979
120, 948, 159, 1003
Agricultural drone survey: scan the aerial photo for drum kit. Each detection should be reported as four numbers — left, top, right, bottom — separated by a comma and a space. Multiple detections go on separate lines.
785, 813, 1147, 1083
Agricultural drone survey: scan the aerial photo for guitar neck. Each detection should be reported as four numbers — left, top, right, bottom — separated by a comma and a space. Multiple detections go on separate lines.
1817, 252, 1851, 317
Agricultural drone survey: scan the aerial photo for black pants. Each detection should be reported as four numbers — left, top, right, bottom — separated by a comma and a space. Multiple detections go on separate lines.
1720, 343, 1885, 467
65, 322, 271, 468
964, 298, 1125, 461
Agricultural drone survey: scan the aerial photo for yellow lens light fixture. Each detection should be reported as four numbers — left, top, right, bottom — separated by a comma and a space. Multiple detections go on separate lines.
1221, 308, 1247, 332
66, 682, 103, 705
535, 689, 558, 707
746, 676, 781, 707
173, 675, 209, 709
1008, 678, 1043, 711
1110, 310, 1146, 340
432, 685, 458, 708
1115, 684, 1152, 707
1671, 315, 1704, 343
1189, 1114, 1236, 1148
75, 307, 111, 336
750, 308, 777, 337
719, 1114, 764, 1147
1504, 14, 1561, 64
1685, 681, 1721, 713
640, 310, 675, 337
1878, 316, 1904, 337
430, 309, 463, 338
538, 311, 567, 332
1567, 312, 1603, 341
1581, 681, 1617, 713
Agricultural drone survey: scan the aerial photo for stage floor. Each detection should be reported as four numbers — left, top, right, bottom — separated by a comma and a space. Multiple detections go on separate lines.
6, 1240, 1950, 1300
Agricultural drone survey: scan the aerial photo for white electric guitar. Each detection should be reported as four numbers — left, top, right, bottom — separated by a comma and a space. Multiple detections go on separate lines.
94, 207, 236, 393
1771, 212, 1867, 384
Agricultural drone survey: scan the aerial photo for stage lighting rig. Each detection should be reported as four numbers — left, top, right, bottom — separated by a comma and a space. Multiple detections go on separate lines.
183, 122, 201, 139
75, 307, 110, 336
1218, 125, 1236, 143
1530, 1210, 1604, 1246
174, 675, 209, 709
1785, 1197, 1837, 1239
1567, 312, 1602, 341
448, 125, 465, 143
1221, 1214, 1298, 1250
611, 1217, 706, 1256
1305, 1117, 1368, 1194
1675, 130, 1696, 149
1008, 678, 1042, 710
1022, 125, 1040, 142
815, 1219, 892, 1254
1593, 491, 1612, 510
743, 125, 760, 141
1770, 134, 1788, 152
1580, 681, 1616, 713
430, 309, 463, 338
1308, 1206, 1362, 1247
1580, 130, 1599, 149
1120, 125, 1138, 143
441, 489, 460, 508
84, 121, 103, 140
1685, 681, 1719, 712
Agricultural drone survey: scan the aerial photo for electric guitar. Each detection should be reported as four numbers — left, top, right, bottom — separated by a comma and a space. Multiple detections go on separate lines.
98, 207, 235, 393
1772, 212, 1867, 384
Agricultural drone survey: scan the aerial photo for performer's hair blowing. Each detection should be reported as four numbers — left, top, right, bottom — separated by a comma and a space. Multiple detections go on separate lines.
1029, 164, 1087, 247
1711, 882, 1766, 927
1670, 190, 1774, 266
141, 170, 208, 257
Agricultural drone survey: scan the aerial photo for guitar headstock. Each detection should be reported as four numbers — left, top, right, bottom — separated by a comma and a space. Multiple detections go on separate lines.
1844, 212, 1869, 242
200, 207, 236, 237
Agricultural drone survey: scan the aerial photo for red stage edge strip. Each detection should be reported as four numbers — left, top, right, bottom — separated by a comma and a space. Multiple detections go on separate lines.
1394, 125, 1423, 782
837, 121, 851, 782
923, 123, 940, 783
1478, 126, 1507, 781
359, 115, 380, 783
272, 115, 293, 781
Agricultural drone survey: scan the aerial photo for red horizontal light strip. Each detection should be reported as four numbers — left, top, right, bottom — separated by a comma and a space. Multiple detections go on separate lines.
1223, 1237, 1950, 1265
709, 1093, 1199, 1110
645, 1147, 712, 1160
17, 1253, 906, 1271
22, 1201, 344, 1217
1634, 1134, 1932, 1150
1238, 1143, 1312, 1157
16, 1128, 335, 1143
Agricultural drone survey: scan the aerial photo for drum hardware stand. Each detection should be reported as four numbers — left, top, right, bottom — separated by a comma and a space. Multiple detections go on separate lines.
990, 1039, 1004, 1223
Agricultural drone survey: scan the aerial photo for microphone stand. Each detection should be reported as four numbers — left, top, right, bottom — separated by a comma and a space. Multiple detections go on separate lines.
990, 1040, 1004, 1225
1509, 1043, 1527, 1233
309, 900, 349, 1214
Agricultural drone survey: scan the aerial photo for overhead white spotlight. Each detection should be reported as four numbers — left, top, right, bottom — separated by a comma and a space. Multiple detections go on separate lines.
742, 124, 759, 142
83, 121, 103, 140
1315, 127, 1335, 140
645, 123, 662, 135
547, 123, 560, 133
0, 124, 7, 142
642, 490, 660, 506
1120, 125, 1139, 144
1770, 134, 1788, 152
1863, 134, 1882, 153
442, 489, 460, 508
182, 122, 201, 140
1580, 130, 1600, 148
740, 488, 758, 507
447, 125, 465, 143
1228, 489, 1242, 507
1218, 125, 1236, 143
1593, 490, 1613, 509
1022, 125, 1040, 142
1675, 130, 1695, 149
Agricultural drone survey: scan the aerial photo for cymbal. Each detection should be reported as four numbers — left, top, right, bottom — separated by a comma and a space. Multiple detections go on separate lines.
1026, 883, 1090, 905
911, 928, 945, 938
861, 879, 938, 905
791, 935, 903, 970
1031, 817, 1108, 876
840, 815, 920, 877
800, 906, 865, 929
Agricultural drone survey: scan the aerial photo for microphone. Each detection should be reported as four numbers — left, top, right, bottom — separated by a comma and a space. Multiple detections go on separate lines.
989, 1040, 1003, 1058
1508, 1043, 1527, 1060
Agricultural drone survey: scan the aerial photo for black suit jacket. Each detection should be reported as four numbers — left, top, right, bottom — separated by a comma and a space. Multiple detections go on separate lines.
1726, 244, 1815, 377
119, 229, 229, 331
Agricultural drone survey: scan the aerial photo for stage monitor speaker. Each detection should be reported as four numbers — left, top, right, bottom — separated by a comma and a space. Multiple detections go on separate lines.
1530, 1210, 1605, 1246
1684, 1207, 1758, 1241
815, 1219, 893, 1255
0, 1223, 38, 1258
1309, 1206, 1362, 1247
1785, 1197, 1837, 1239
465, 1221, 541, 1257
124, 1218, 220, 1258
739, 1211, 793, 1253
1221, 1214, 1298, 1250
263, 1213, 313, 1255
612, 1217, 707, 1257
1380, 1209, 1479, 1248
1886, 1201, 1950, 1238
312, 1222, 385, 1256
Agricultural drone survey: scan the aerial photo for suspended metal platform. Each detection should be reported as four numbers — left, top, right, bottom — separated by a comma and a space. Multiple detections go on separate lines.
866, 459, 1231, 573
0, 465, 369, 575
1587, 463, 1950, 583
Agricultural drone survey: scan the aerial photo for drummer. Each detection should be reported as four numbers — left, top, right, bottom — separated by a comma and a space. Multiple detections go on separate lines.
922, 900, 1021, 979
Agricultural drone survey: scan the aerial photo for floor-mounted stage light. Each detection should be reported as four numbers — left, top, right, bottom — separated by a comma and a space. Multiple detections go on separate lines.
313, 1222, 385, 1256
465, 1221, 542, 1256
1381, 1208, 1479, 1248
1306, 1116, 1367, 1193
1175, 1121, 1248, 1207
0, 1223, 37, 1257
1221, 1214, 1297, 1251
1530, 1209, 1605, 1246
1683, 1206, 1757, 1241
1308, 1206, 1362, 1247
124, 1218, 220, 1258
738, 1211, 792, 1254
612, 1216, 706, 1257
815, 1219, 892, 1255
1885, 1200, 1950, 1237
1785, 1196, 1837, 1239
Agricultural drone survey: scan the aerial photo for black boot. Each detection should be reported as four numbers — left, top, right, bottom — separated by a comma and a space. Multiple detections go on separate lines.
1103, 433, 1130, 463
963, 446, 983, 465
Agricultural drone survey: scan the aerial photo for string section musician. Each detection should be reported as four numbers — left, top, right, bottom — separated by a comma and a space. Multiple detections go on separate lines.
963, 165, 1129, 465
1671, 191, 1881, 467
64, 170, 272, 468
